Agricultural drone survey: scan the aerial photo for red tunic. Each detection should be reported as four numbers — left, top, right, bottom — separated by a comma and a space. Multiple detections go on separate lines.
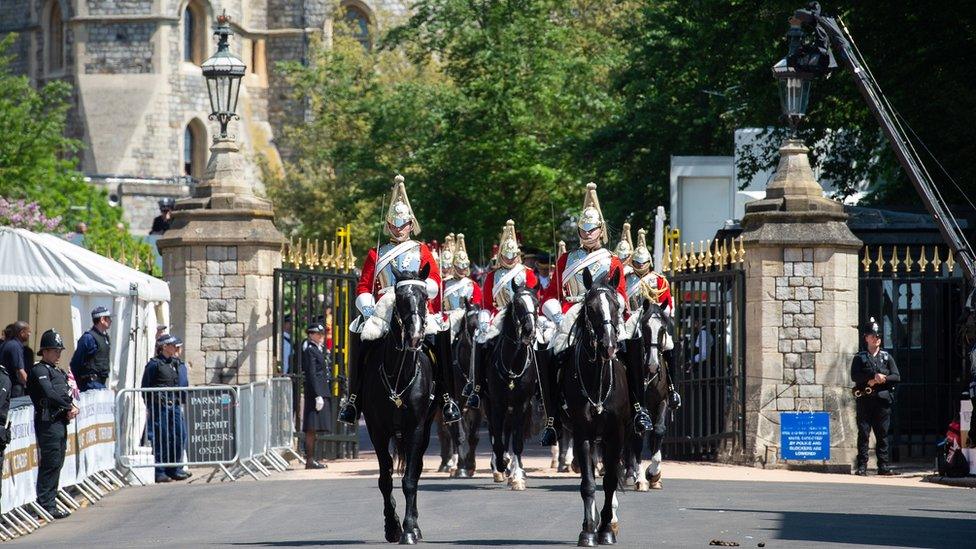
481, 266, 539, 315
356, 242, 442, 312
541, 251, 627, 313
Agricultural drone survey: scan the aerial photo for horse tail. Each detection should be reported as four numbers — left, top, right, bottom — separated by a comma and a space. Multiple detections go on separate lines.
394, 434, 407, 476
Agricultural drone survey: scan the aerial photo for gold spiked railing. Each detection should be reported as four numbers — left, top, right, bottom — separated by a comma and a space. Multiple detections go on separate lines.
280, 224, 357, 273
859, 245, 958, 277
663, 236, 746, 274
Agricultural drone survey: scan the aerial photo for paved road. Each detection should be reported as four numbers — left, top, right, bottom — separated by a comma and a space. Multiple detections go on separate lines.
11, 474, 974, 548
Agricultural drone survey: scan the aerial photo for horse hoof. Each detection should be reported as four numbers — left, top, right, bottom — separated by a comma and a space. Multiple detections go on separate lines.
453, 468, 468, 478
385, 522, 403, 543
493, 471, 506, 483
550, 459, 558, 469
437, 464, 450, 473
557, 464, 570, 473
649, 472, 663, 489
598, 531, 617, 545
571, 463, 580, 474
410, 527, 423, 541
578, 532, 597, 547
399, 532, 418, 545
611, 523, 619, 536
466, 469, 475, 478
651, 480, 663, 490
636, 480, 649, 492
510, 479, 526, 491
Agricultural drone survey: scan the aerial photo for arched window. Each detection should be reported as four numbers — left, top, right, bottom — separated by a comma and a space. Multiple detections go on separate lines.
183, 2, 206, 65
184, 120, 206, 179
341, 5, 371, 50
47, 1, 65, 72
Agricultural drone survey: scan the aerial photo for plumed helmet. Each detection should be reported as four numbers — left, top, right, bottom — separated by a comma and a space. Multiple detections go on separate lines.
454, 233, 471, 271
632, 228, 652, 266
440, 234, 455, 267
37, 329, 65, 354
577, 183, 607, 241
615, 222, 633, 262
385, 174, 421, 234
498, 220, 521, 261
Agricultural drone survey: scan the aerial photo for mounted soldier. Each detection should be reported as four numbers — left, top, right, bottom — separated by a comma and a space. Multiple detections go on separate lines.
539, 183, 649, 445
337, 175, 462, 426
442, 233, 483, 325
625, 228, 673, 316
482, 220, 539, 316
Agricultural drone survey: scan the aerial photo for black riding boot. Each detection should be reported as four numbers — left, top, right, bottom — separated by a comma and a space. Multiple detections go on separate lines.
434, 331, 462, 424
624, 338, 653, 435
337, 330, 364, 425
539, 349, 562, 446
465, 342, 485, 410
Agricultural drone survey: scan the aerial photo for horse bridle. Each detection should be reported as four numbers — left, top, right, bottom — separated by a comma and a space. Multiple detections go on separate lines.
574, 287, 618, 414
380, 280, 427, 408
493, 289, 537, 391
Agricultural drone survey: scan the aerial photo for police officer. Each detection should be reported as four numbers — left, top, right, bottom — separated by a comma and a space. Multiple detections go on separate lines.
851, 317, 901, 476
150, 198, 175, 235
27, 329, 77, 519
70, 306, 113, 391
142, 334, 190, 483
302, 323, 331, 470
0, 321, 30, 397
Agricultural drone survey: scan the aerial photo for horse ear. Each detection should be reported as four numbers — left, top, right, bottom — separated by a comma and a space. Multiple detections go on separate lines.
582, 268, 593, 290
461, 296, 469, 309
608, 267, 621, 289
391, 266, 405, 283
419, 262, 431, 281
642, 299, 651, 314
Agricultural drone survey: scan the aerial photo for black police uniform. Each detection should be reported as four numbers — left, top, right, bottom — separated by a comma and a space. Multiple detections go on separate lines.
0, 337, 28, 398
27, 357, 73, 513
851, 348, 900, 471
302, 339, 333, 433
141, 349, 189, 480
71, 327, 111, 391
0, 364, 11, 458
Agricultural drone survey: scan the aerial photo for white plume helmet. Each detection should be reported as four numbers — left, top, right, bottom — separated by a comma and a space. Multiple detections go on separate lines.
632, 228, 652, 273
615, 222, 633, 262
454, 233, 471, 271
440, 233, 456, 267
577, 182, 607, 243
385, 174, 421, 235
498, 219, 521, 262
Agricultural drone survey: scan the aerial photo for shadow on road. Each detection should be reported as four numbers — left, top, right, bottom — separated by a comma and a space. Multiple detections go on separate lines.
689, 507, 974, 547
230, 539, 564, 547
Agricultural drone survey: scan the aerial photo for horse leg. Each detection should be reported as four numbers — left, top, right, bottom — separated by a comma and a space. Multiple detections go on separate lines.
435, 412, 451, 472
576, 438, 598, 547
646, 400, 668, 489
597, 436, 621, 545
373, 432, 401, 543
464, 410, 480, 477
448, 420, 462, 477
509, 406, 527, 491
559, 431, 573, 473
490, 404, 507, 483
399, 422, 431, 545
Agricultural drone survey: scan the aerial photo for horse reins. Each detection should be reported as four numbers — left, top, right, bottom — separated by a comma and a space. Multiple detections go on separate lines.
574, 287, 617, 414
379, 281, 427, 408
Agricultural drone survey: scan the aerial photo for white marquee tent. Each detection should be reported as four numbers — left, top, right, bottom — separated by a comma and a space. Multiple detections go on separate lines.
0, 226, 170, 391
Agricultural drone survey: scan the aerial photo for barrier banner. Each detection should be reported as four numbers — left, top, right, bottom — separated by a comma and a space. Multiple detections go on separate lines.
1, 402, 38, 512
78, 389, 116, 477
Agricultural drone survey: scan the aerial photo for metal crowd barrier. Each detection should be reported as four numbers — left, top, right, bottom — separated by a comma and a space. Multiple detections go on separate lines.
115, 378, 301, 483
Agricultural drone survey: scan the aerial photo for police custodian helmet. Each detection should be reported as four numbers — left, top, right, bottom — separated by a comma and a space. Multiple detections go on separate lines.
37, 329, 66, 355
861, 317, 881, 337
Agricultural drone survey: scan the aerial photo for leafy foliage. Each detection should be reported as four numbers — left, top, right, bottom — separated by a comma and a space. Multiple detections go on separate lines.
0, 35, 152, 265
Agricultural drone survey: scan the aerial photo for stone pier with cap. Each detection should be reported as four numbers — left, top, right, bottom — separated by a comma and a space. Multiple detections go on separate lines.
739, 139, 862, 469
157, 138, 286, 385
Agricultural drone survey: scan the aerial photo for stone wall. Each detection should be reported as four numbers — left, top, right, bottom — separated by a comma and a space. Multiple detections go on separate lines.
88, 0, 153, 16
84, 23, 156, 74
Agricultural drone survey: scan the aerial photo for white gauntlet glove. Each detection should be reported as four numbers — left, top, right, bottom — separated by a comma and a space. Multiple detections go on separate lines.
315, 396, 325, 411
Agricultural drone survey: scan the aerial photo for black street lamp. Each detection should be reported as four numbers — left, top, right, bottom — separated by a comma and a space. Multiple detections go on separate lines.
772, 13, 834, 134
201, 13, 246, 138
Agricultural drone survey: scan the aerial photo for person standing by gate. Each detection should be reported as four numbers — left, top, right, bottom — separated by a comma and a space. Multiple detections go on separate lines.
70, 306, 113, 391
27, 329, 77, 519
302, 322, 331, 469
142, 334, 191, 482
851, 317, 901, 476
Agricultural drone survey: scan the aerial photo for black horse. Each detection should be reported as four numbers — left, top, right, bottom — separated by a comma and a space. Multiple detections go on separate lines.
625, 300, 676, 491
450, 298, 486, 478
562, 268, 629, 546
485, 282, 540, 490
362, 265, 437, 545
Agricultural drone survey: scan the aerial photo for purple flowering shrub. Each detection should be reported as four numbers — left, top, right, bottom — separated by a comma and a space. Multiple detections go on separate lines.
0, 197, 62, 232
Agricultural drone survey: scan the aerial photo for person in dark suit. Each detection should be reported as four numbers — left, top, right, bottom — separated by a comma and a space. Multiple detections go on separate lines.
851, 317, 901, 476
302, 322, 332, 470
0, 321, 31, 397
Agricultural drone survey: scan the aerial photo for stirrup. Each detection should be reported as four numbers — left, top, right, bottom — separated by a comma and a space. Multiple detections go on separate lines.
443, 395, 462, 424
540, 418, 557, 446
633, 405, 652, 435
465, 388, 481, 410
461, 381, 474, 398
337, 395, 358, 425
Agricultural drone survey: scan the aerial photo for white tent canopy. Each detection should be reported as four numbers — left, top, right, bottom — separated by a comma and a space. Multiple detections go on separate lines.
0, 227, 169, 391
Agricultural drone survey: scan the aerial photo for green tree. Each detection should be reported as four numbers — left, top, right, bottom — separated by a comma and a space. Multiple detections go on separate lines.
0, 35, 151, 265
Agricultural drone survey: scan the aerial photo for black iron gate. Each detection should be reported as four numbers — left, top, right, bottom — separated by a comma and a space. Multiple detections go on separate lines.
858, 245, 968, 462
273, 234, 359, 459
662, 240, 747, 461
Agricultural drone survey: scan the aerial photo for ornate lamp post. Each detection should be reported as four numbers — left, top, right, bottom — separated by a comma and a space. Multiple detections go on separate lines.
201, 13, 246, 138
771, 15, 834, 135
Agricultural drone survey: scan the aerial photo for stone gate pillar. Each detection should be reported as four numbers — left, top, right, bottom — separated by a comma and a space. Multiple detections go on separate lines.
157, 138, 286, 385
740, 139, 862, 469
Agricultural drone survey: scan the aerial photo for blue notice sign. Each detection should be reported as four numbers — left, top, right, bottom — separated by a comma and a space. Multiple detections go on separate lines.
780, 411, 830, 460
